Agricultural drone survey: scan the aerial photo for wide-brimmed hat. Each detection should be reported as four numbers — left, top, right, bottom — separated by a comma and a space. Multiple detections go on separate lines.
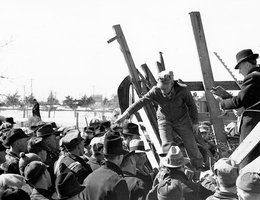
129, 139, 149, 153
5, 117, 16, 124
157, 70, 174, 88
162, 146, 190, 168
3, 128, 29, 147
27, 137, 48, 153
103, 131, 128, 156
52, 172, 85, 200
214, 158, 238, 187
36, 123, 57, 137
89, 118, 101, 128
122, 122, 139, 136
234, 49, 259, 69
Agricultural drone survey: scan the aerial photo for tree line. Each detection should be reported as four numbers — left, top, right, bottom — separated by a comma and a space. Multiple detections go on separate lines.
0, 91, 119, 110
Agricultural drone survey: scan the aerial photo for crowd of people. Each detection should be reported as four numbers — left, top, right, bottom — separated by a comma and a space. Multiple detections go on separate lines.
0, 48, 259, 200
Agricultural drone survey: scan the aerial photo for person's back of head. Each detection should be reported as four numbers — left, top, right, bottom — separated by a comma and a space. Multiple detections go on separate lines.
236, 171, 260, 200
157, 178, 183, 200
214, 158, 238, 189
0, 186, 30, 200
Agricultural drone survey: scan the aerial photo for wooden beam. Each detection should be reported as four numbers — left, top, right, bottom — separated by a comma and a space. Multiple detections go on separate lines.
230, 122, 260, 165
111, 24, 162, 147
140, 64, 157, 88
240, 156, 260, 174
189, 12, 227, 146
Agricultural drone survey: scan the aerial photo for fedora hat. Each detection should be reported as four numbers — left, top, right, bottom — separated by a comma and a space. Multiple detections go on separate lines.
129, 139, 149, 153
5, 117, 16, 124
52, 172, 85, 200
234, 49, 259, 69
103, 131, 128, 156
3, 128, 29, 147
36, 123, 57, 137
162, 146, 190, 168
122, 122, 139, 136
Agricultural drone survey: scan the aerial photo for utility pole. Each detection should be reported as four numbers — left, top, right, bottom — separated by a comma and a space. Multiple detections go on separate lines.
30, 78, 33, 96
92, 85, 95, 97
23, 85, 26, 118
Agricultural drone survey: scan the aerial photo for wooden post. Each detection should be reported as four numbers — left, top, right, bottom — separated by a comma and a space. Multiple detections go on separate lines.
110, 24, 161, 145
140, 64, 157, 88
189, 12, 227, 147
75, 112, 79, 129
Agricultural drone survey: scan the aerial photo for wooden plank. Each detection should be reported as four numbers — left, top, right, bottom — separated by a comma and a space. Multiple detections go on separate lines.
230, 122, 260, 164
240, 156, 260, 174
112, 25, 142, 94
156, 61, 164, 73
140, 64, 157, 88
111, 24, 161, 145
137, 121, 160, 169
189, 12, 227, 146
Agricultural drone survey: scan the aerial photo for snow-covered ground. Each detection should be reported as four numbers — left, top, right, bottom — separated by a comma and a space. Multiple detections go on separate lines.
0, 109, 113, 129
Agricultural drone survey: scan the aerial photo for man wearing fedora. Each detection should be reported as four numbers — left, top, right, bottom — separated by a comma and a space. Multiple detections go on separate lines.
52, 172, 87, 200
153, 146, 212, 200
0, 128, 30, 174
122, 122, 141, 150
83, 131, 130, 200
115, 70, 203, 170
36, 123, 60, 192
130, 139, 153, 199
216, 49, 260, 168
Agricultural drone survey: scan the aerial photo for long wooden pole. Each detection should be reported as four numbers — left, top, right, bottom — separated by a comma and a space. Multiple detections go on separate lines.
109, 24, 161, 145
189, 12, 228, 147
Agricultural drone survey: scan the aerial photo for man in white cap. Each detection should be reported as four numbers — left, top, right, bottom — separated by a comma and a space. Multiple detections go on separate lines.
115, 70, 203, 170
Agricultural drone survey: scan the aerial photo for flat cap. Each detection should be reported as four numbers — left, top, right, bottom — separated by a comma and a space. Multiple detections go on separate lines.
60, 130, 83, 150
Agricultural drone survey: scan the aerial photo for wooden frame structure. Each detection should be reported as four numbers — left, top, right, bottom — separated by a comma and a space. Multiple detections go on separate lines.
108, 11, 242, 164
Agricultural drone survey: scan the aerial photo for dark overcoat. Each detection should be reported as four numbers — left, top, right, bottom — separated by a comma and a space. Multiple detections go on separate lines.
83, 161, 129, 200
221, 67, 260, 167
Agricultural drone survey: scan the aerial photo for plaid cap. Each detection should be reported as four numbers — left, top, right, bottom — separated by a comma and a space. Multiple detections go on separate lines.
236, 172, 260, 193
157, 178, 182, 200
157, 70, 174, 86
19, 152, 41, 176
214, 158, 238, 187
24, 161, 47, 185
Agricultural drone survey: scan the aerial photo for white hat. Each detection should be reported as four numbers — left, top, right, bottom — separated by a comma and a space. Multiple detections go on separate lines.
162, 146, 190, 168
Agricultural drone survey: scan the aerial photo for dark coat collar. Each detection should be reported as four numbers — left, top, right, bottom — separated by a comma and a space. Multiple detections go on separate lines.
105, 161, 124, 176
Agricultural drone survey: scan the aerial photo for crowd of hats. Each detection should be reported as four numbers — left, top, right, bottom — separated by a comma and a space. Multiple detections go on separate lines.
1, 115, 260, 199
0, 115, 155, 199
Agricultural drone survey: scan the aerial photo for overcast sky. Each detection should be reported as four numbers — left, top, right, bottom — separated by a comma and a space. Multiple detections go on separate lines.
0, 0, 259, 101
